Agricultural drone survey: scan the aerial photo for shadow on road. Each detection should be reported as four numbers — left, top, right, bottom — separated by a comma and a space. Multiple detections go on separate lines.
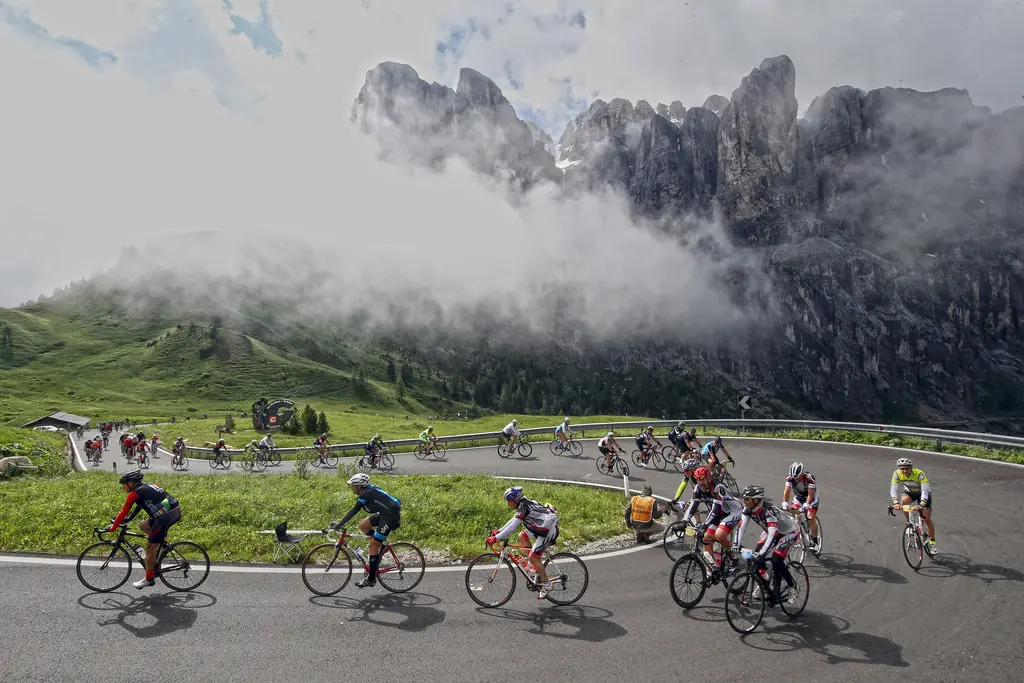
740, 611, 909, 667
676, 594, 728, 624
806, 553, 909, 584
77, 591, 216, 639
475, 605, 627, 642
915, 553, 1024, 582
308, 592, 445, 632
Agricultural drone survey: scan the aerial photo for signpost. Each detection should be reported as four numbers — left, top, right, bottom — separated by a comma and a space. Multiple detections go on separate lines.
739, 395, 752, 423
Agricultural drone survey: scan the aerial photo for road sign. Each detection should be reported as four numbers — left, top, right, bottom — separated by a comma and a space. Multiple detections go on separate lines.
739, 395, 752, 411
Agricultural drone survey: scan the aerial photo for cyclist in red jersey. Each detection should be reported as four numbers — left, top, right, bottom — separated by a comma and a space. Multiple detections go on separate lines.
107, 470, 181, 589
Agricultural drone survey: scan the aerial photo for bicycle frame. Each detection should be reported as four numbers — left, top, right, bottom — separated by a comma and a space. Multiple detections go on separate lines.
327, 530, 403, 578
486, 540, 551, 588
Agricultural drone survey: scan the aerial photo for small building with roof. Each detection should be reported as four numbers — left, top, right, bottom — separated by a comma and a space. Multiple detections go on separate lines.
21, 411, 91, 431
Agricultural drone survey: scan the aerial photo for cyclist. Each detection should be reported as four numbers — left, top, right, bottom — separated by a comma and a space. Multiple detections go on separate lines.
625, 483, 666, 543
689, 467, 744, 571
667, 422, 687, 452
598, 431, 624, 471
258, 432, 276, 454
101, 430, 109, 449
633, 426, 662, 468
670, 458, 704, 512
365, 433, 387, 467
501, 419, 521, 455
331, 473, 402, 589
783, 462, 821, 552
487, 486, 559, 599
202, 438, 233, 458
107, 470, 181, 590
554, 417, 572, 448
313, 433, 330, 456
735, 485, 800, 604
700, 435, 733, 469
150, 433, 160, 457
172, 436, 187, 457
419, 426, 437, 454
890, 457, 936, 553
682, 427, 702, 454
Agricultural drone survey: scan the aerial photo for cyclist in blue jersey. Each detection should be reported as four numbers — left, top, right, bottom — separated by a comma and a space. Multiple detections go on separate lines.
701, 435, 733, 469
331, 473, 402, 588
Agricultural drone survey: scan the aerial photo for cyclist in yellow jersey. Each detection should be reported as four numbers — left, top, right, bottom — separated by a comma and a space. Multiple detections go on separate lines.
890, 457, 937, 553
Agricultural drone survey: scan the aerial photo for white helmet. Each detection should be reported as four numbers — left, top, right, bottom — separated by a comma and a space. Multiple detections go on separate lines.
347, 473, 370, 487
512, 419, 518, 425
563, 417, 570, 424
607, 431, 615, 437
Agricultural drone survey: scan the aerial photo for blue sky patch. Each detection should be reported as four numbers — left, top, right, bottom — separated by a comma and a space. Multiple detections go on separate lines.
0, 2, 117, 67
223, 0, 283, 57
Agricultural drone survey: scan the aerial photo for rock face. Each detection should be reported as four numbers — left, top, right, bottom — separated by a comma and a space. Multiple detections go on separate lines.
352, 56, 1024, 421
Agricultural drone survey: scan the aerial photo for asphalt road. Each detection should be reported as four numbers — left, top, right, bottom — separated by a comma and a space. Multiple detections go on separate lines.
3, 434, 1023, 682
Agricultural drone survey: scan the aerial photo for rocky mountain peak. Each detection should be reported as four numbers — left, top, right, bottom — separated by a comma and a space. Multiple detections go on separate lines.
701, 95, 730, 115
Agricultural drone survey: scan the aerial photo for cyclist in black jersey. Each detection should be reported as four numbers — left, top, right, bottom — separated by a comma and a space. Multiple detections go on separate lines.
108, 469, 181, 589
332, 473, 402, 588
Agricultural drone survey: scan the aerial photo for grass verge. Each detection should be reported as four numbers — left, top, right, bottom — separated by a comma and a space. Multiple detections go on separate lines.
0, 471, 628, 563
0, 426, 71, 478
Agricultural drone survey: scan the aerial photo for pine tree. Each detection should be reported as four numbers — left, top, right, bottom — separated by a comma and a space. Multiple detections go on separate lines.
400, 361, 414, 386
316, 410, 330, 435
396, 377, 406, 400
385, 358, 396, 382
301, 404, 318, 434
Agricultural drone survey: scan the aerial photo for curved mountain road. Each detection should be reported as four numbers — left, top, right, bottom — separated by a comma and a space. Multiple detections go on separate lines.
2, 435, 1022, 681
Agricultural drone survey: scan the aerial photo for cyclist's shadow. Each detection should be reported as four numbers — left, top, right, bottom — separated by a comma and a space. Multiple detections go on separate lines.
809, 552, 909, 585
475, 605, 627, 643
738, 611, 909, 668
916, 553, 1024, 582
309, 592, 445, 632
77, 591, 216, 639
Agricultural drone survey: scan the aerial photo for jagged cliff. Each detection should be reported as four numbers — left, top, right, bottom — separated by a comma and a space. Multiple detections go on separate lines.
351, 57, 1024, 421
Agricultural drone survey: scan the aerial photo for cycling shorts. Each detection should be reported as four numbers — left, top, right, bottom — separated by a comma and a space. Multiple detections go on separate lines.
146, 506, 181, 544
793, 492, 820, 510
757, 529, 798, 558
523, 520, 559, 555
364, 444, 376, 455
368, 512, 401, 542
598, 445, 613, 456
716, 508, 743, 532
635, 437, 647, 448
903, 489, 933, 507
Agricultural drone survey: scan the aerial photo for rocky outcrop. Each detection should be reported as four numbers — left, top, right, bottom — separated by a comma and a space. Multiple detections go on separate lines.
351, 56, 1024, 421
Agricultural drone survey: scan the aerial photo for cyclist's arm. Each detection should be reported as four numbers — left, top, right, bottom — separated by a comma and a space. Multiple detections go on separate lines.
494, 515, 522, 541
805, 482, 817, 505
335, 501, 363, 528
782, 483, 792, 504
721, 446, 733, 461
735, 514, 750, 549
889, 475, 900, 504
673, 478, 689, 501
109, 492, 140, 530
919, 472, 931, 502
758, 522, 779, 557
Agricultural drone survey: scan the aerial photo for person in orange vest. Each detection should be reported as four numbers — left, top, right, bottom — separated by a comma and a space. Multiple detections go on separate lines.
625, 483, 667, 543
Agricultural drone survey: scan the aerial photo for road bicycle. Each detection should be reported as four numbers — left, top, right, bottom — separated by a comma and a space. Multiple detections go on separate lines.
497, 435, 533, 458
301, 528, 425, 596
464, 538, 589, 607
711, 458, 740, 496
724, 555, 810, 634
209, 450, 232, 470
170, 450, 189, 471
76, 524, 210, 593
302, 446, 338, 468
631, 445, 666, 471
669, 540, 745, 609
358, 447, 395, 472
549, 432, 583, 457
787, 506, 824, 564
662, 499, 715, 561
414, 439, 447, 460
671, 448, 701, 473
252, 446, 282, 466
596, 449, 629, 476
86, 445, 103, 465
892, 504, 936, 569
240, 446, 268, 473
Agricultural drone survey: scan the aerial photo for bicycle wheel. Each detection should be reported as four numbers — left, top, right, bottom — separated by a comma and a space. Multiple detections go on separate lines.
379, 452, 395, 471
209, 455, 219, 469
517, 441, 533, 458
433, 442, 447, 459
630, 449, 644, 468
549, 441, 562, 456
542, 552, 589, 605
377, 542, 425, 593
789, 530, 807, 565
465, 553, 517, 607
158, 541, 211, 591
811, 517, 823, 557
719, 469, 740, 496
268, 449, 282, 466
138, 453, 150, 469
77, 541, 132, 592
568, 440, 583, 457
497, 442, 511, 459
778, 561, 809, 617
902, 525, 923, 570
596, 457, 612, 475
725, 570, 766, 634
661, 444, 678, 463
325, 453, 338, 467
414, 444, 430, 460
357, 456, 371, 472
669, 553, 709, 608
614, 458, 630, 477
240, 456, 254, 472
302, 543, 353, 596
650, 450, 666, 471
255, 453, 268, 471
663, 520, 699, 561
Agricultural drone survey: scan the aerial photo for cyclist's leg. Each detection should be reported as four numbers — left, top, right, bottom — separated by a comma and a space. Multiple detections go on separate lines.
529, 524, 556, 583
140, 508, 180, 582
769, 532, 798, 590
806, 498, 820, 537
900, 492, 913, 519
920, 495, 935, 540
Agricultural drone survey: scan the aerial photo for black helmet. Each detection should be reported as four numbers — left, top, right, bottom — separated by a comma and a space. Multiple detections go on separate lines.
119, 469, 144, 484
741, 485, 765, 499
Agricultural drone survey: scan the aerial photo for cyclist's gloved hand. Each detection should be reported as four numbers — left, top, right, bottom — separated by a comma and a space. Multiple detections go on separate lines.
328, 521, 341, 531
486, 534, 498, 545
740, 548, 754, 560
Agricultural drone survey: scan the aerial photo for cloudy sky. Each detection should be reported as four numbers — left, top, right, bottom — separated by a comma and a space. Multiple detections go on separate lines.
1, 0, 1022, 308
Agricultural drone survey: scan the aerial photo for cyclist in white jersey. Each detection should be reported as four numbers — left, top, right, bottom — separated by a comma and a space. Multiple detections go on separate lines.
598, 431, 624, 470
488, 487, 560, 599
501, 419, 521, 455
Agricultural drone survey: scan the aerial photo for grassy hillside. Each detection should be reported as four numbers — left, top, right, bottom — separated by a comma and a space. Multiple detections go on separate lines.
0, 303, 462, 426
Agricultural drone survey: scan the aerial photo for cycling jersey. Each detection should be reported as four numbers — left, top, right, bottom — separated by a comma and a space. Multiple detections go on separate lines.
554, 423, 569, 436
496, 497, 558, 539
668, 427, 685, 443
502, 422, 520, 436
419, 430, 433, 441
701, 442, 720, 459
338, 485, 401, 527
258, 436, 275, 449
598, 435, 618, 451
891, 468, 931, 502
786, 473, 817, 501
736, 503, 798, 557
111, 483, 180, 529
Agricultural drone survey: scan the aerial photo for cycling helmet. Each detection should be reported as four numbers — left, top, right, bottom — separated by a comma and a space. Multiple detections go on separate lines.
714, 436, 723, 446
712, 483, 729, 498
347, 473, 370, 487
218, 438, 225, 445
512, 419, 518, 426
427, 426, 434, 432
321, 433, 328, 439
693, 466, 711, 480
680, 458, 701, 472
741, 485, 765, 500
607, 431, 615, 437
266, 433, 272, 437
504, 486, 523, 502
563, 417, 570, 423
896, 457, 913, 468
688, 428, 697, 437
646, 426, 654, 433
119, 469, 144, 484
677, 421, 684, 428
641, 483, 652, 496
374, 433, 381, 440
789, 462, 804, 478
